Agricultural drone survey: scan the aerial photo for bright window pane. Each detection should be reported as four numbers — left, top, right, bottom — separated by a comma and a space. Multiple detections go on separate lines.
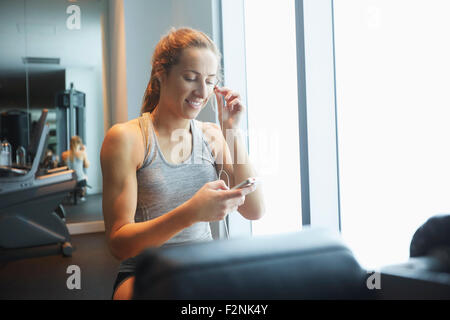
334, 0, 450, 269
244, 0, 302, 236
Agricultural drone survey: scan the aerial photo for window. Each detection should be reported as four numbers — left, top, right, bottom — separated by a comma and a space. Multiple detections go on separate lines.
333, 0, 450, 268
244, 0, 302, 236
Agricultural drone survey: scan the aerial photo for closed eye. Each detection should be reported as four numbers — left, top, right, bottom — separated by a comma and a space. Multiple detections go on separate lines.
184, 76, 217, 87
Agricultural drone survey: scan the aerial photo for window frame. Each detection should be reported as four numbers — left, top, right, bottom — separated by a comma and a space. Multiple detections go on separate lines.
219, 0, 252, 237
219, 0, 342, 237
298, 0, 341, 232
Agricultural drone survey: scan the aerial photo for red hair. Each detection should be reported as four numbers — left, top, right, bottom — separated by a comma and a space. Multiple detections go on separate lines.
69, 135, 82, 161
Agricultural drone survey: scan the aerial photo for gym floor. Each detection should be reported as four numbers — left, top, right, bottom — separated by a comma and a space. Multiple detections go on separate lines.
64, 193, 104, 223
0, 194, 120, 300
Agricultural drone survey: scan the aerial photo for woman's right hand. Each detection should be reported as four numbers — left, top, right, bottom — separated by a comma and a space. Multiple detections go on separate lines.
188, 180, 255, 222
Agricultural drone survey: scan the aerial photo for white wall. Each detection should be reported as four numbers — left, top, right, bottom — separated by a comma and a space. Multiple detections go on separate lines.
65, 67, 103, 194
104, 0, 129, 126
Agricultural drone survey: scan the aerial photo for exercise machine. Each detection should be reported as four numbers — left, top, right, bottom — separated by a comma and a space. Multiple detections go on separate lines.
0, 109, 77, 256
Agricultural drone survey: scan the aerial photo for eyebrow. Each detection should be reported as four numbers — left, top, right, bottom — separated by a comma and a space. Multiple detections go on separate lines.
184, 69, 217, 77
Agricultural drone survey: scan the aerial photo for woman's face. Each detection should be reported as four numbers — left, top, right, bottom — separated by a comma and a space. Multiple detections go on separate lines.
159, 47, 219, 119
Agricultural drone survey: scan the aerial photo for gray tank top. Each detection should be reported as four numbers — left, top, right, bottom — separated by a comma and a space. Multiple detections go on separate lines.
118, 112, 219, 273
67, 155, 86, 181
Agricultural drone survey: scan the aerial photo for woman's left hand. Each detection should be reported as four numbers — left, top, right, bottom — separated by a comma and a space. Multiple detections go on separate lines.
214, 86, 245, 131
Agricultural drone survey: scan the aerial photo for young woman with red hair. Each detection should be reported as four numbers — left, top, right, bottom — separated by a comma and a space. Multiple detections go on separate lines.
101, 27, 264, 300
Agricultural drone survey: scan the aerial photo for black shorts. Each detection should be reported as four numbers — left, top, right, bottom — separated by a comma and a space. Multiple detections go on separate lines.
111, 271, 134, 299
77, 179, 87, 188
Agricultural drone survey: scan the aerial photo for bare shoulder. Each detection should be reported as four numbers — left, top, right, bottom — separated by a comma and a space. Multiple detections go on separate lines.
196, 120, 222, 138
61, 150, 69, 162
101, 119, 144, 169
195, 120, 226, 161
102, 121, 136, 151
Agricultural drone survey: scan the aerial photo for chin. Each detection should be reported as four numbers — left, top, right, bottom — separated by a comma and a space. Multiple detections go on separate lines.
183, 104, 207, 119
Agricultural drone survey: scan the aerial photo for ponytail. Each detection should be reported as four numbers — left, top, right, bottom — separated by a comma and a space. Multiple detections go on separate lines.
140, 71, 161, 114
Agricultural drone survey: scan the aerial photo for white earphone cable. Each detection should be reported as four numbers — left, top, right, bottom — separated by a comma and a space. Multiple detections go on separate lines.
215, 85, 230, 239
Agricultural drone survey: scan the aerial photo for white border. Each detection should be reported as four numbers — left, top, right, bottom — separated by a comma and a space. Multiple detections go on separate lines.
67, 220, 105, 235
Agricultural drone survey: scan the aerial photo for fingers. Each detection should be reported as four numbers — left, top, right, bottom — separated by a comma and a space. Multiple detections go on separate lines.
210, 182, 248, 219
208, 179, 229, 191
229, 195, 246, 212
227, 97, 242, 112
214, 86, 231, 95
222, 185, 255, 215
225, 185, 254, 212
208, 180, 253, 196
214, 86, 242, 111
225, 93, 241, 104
219, 188, 244, 200
240, 183, 257, 196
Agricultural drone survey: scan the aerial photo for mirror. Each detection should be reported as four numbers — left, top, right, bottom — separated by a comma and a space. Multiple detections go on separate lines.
0, 0, 107, 225
0, 0, 29, 162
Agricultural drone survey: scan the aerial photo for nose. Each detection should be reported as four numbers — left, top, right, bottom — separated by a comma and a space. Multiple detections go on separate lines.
193, 80, 210, 99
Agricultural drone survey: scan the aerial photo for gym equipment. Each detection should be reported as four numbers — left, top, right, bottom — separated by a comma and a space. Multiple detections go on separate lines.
132, 224, 450, 299
379, 214, 450, 299
55, 83, 86, 157
133, 228, 372, 299
0, 110, 29, 160
0, 109, 77, 256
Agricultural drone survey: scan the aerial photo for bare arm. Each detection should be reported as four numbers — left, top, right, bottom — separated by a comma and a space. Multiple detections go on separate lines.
211, 87, 265, 220
61, 151, 68, 165
79, 145, 90, 168
203, 122, 265, 220
225, 127, 265, 220
101, 123, 247, 261
83, 152, 90, 169
101, 124, 193, 260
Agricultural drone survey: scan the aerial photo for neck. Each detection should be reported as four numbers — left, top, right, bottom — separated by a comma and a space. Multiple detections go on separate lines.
150, 104, 191, 137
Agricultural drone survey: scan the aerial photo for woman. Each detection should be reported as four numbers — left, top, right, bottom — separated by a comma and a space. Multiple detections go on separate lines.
101, 27, 265, 300
62, 135, 89, 199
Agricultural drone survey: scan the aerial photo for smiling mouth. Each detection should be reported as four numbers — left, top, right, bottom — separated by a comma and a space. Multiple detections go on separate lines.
186, 99, 203, 108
